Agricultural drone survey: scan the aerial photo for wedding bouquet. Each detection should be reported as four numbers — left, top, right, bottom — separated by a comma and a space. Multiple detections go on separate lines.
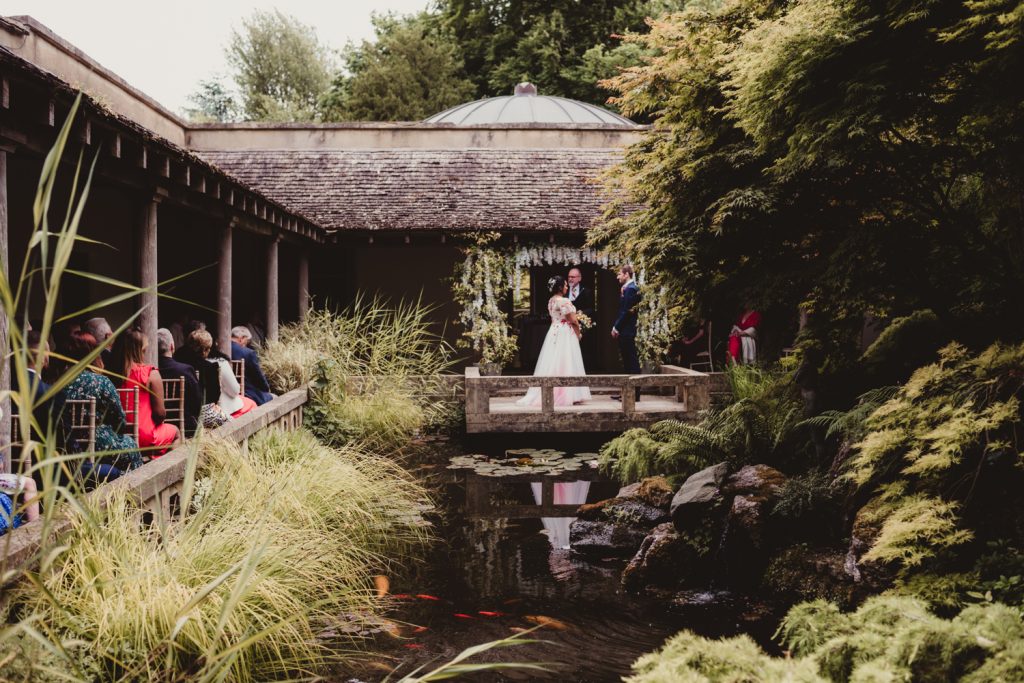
576, 312, 594, 332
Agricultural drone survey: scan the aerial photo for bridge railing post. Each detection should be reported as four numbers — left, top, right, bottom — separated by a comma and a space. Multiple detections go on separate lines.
622, 378, 636, 416
541, 383, 554, 413
464, 367, 490, 417
689, 379, 710, 413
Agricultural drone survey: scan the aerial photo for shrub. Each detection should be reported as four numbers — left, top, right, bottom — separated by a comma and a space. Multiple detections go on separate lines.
844, 342, 1024, 590
627, 596, 1024, 682
860, 309, 946, 385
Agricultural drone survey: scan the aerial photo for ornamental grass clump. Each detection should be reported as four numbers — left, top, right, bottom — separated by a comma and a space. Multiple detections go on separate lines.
15, 428, 431, 681
260, 299, 457, 450
200, 428, 431, 564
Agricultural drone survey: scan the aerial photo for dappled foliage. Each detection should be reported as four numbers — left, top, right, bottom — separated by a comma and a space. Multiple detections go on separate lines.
847, 342, 1024, 593
592, 0, 1024, 365
436, 0, 690, 106
628, 596, 1024, 682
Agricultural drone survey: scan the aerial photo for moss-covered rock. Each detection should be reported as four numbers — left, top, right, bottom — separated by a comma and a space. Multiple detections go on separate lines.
762, 545, 859, 608
623, 522, 704, 591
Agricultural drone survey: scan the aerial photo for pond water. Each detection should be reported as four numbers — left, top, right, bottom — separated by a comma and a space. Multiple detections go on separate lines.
349, 435, 770, 682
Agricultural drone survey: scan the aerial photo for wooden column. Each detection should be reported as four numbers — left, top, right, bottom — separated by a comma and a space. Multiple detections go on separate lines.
217, 222, 233, 356
297, 249, 309, 322
265, 235, 279, 342
139, 196, 160, 365
0, 148, 10, 471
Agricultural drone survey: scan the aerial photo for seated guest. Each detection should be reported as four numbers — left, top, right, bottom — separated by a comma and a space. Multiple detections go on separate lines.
45, 319, 81, 384
82, 317, 113, 344
63, 332, 142, 476
12, 330, 66, 442
230, 326, 274, 406
1, 491, 21, 536
83, 316, 119, 374
120, 329, 179, 456
0, 472, 40, 526
189, 329, 257, 418
156, 328, 202, 437
178, 329, 220, 405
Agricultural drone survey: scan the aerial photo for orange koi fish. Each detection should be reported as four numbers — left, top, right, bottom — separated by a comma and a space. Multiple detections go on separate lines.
453, 613, 476, 619
478, 611, 507, 617
415, 594, 441, 601
523, 615, 569, 630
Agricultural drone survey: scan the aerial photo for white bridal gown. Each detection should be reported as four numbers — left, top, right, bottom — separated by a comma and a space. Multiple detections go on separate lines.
518, 296, 592, 549
517, 296, 592, 407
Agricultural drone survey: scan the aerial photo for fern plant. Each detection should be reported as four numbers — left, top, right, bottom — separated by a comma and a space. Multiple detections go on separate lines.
599, 365, 807, 484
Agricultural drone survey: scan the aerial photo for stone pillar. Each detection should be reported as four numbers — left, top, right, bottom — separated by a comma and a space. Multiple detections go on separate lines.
297, 249, 309, 322
217, 223, 233, 356
0, 148, 10, 472
139, 196, 160, 366
265, 235, 279, 342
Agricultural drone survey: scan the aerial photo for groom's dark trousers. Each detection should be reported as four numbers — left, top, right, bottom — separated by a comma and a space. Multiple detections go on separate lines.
614, 281, 642, 400
619, 334, 641, 374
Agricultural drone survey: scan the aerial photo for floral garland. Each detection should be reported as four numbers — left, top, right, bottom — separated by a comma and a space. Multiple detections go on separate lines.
452, 240, 672, 366
637, 286, 674, 365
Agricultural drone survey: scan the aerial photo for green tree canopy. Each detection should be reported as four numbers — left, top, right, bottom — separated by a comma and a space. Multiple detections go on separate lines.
226, 10, 333, 121
184, 77, 238, 123
437, 0, 688, 105
590, 0, 1024, 364
321, 13, 477, 122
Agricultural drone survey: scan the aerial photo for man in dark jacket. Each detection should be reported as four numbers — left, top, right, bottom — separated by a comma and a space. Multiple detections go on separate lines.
611, 265, 642, 401
230, 326, 274, 406
156, 328, 202, 436
12, 330, 65, 442
568, 266, 597, 369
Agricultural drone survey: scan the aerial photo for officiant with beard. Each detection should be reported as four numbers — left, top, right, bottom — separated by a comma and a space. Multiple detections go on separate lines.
567, 266, 598, 368
566, 267, 593, 317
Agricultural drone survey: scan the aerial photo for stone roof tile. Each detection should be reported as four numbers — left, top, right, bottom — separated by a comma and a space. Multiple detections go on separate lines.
197, 149, 625, 232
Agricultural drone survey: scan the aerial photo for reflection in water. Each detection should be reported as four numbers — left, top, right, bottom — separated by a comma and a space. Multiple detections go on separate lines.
388, 514, 689, 682
530, 481, 590, 549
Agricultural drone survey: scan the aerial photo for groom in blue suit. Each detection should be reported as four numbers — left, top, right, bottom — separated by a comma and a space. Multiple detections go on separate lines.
611, 265, 642, 400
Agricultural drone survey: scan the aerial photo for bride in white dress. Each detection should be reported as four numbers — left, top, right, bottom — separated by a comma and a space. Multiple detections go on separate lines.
517, 275, 592, 407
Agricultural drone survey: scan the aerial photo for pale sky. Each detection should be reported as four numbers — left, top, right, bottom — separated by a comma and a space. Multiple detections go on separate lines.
7, 1, 431, 115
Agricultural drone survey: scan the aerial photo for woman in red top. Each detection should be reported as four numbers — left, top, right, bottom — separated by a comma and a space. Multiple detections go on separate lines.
728, 305, 762, 365
120, 329, 179, 456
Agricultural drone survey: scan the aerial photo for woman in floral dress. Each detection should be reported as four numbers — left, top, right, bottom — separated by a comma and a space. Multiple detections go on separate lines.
64, 333, 142, 475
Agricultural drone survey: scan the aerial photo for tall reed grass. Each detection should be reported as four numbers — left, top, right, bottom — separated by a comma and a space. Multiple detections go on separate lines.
261, 301, 458, 451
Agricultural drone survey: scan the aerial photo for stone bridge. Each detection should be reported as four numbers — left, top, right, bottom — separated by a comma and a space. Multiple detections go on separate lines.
464, 365, 711, 433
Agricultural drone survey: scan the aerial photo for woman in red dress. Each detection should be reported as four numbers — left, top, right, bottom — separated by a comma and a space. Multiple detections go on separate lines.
121, 329, 179, 456
728, 305, 762, 365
